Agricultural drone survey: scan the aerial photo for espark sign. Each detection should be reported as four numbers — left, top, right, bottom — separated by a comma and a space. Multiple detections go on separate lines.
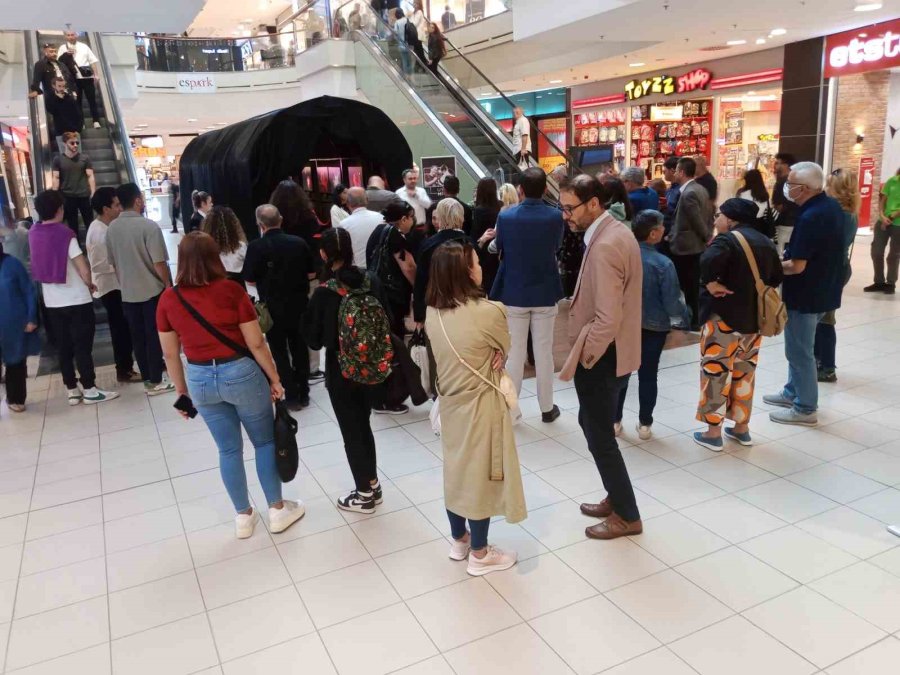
625, 68, 712, 101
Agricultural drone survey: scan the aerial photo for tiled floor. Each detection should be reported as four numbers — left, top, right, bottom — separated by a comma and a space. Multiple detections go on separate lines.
1, 244, 900, 674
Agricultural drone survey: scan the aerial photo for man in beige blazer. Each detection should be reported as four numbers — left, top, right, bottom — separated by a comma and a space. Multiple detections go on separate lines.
558, 174, 643, 539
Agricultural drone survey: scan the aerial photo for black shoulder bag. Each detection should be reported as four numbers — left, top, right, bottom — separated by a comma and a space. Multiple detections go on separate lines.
173, 287, 299, 482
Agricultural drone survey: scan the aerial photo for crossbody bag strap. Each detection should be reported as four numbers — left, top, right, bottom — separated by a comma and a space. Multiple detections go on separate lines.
436, 309, 503, 396
173, 286, 256, 363
731, 231, 765, 292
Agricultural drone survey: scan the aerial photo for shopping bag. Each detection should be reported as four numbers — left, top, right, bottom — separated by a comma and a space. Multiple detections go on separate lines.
273, 400, 299, 482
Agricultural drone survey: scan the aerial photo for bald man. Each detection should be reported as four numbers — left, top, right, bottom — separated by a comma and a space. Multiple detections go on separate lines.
340, 187, 384, 268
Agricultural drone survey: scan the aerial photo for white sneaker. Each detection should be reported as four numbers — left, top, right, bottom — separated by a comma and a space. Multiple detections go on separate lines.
92, 121, 101, 129
466, 545, 517, 576
637, 424, 652, 441
67, 388, 83, 406
268, 500, 305, 533
448, 536, 470, 561
82, 387, 120, 405
235, 509, 257, 539
145, 381, 176, 396
614, 422, 623, 437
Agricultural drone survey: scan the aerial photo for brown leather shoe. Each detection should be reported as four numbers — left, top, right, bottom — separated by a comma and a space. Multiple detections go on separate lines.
585, 512, 643, 540
580, 498, 613, 518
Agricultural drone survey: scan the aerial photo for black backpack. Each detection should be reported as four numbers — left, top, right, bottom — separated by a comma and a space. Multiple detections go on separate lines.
371, 225, 409, 307
404, 20, 418, 45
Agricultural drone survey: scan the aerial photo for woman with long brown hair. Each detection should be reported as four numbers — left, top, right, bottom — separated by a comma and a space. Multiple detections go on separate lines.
426, 240, 525, 575
471, 177, 501, 292
156, 232, 305, 539
200, 205, 247, 281
426, 22, 446, 74
269, 179, 320, 253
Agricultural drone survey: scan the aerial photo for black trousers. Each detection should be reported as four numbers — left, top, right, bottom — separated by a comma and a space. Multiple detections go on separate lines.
573, 344, 640, 522
100, 290, 134, 376
123, 294, 164, 384
46, 302, 96, 390
75, 77, 100, 122
267, 303, 310, 402
671, 252, 701, 329
63, 195, 92, 241
327, 371, 377, 492
3, 361, 27, 405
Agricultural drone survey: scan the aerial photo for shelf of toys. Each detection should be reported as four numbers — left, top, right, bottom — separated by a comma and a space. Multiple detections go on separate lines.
629, 99, 712, 179
574, 107, 627, 171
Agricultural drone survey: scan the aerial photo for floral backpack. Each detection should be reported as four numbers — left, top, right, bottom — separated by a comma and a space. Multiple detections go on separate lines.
324, 277, 393, 384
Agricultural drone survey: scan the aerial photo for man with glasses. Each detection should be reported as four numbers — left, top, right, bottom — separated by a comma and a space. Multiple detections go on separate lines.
557, 174, 643, 540
52, 132, 95, 244
764, 161, 845, 427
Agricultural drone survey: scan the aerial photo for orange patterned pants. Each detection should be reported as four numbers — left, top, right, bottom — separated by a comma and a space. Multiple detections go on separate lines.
696, 318, 762, 426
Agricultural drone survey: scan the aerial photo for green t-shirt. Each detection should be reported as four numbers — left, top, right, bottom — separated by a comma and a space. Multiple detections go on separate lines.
883, 174, 900, 226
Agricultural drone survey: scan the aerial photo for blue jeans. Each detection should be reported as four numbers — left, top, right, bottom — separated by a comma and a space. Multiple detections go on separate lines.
447, 510, 490, 550
186, 358, 282, 512
782, 310, 824, 415
615, 329, 668, 426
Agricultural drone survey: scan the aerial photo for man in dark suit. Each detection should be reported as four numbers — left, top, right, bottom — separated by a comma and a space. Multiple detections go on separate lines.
670, 157, 712, 330
490, 167, 565, 423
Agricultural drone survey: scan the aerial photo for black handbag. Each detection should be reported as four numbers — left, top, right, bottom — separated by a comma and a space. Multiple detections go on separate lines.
173, 287, 300, 482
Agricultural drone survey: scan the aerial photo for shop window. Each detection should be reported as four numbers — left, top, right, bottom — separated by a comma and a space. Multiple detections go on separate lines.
716, 90, 782, 198
630, 99, 712, 179
573, 108, 627, 171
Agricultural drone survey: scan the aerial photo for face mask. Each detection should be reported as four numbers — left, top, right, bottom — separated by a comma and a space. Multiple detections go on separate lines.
783, 182, 795, 203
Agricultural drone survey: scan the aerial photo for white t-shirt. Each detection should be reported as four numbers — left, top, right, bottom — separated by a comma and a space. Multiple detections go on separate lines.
43, 238, 93, 308
512, 116, 530, 154
60, 41, 98, 75
340, 208, 384, 269
220, 241, 248, 274
395, 186, 432, 225
85, 219, 120, 298
331, 204, 349, 226
736, 190, 769, 218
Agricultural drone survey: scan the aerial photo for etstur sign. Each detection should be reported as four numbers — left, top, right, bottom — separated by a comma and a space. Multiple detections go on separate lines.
825, 18, 900, 78
176, 75, 217, 93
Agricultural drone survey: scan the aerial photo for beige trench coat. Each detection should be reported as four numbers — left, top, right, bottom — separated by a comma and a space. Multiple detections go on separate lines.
426, 299, 527, 524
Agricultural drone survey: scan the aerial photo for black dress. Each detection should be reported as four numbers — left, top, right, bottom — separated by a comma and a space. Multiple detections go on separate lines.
472, 205, 500, 294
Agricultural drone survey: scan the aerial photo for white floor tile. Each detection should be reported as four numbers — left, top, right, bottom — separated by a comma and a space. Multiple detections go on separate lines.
111, 613, 219, 675
29, 472, 102, 510
519, 473, 569, 510
599, 647, 696, 675
634, 468, 725, 510
104, 504, 184, 554
484, 553, 597, 619
6, 643, 111, 675
407, 577, 521, 651
20, 524, 105, 576
101, 481, 176, 521
106, 535, 194, 592
836, 448, 900, 485
208, 587, 314, 662
221, 633, 337, 675
530, 594, 660, 674
638, 433, 718, 467
670, 615, 817, 675
516, 438, 583, 472
737, 479, 839, 523
727, 441, 824, 476
445, 623, 574, 675
375, 539, 471, 599
14, 556, 107, 619
556, 538, 666, 593
298, 560, 400, 628
824, 636, 900, 675
848, 487, 900, 524
606, 569, 733, 643
780, 429, 868, 462
520, 502, 599, 551
629, 511, 729, 566
25, 497, 102, 541
810, 561, 900, 632
796, 506, 899, 558
684, 455, 777, 492
740, 526, 859, 583
108, 570, 205, 638
743, 587, 886, 669
186, 521, 274, 568
277, 525, 370, 583
681, 495, 787, 543
350, 507, 441, 557
196, 547, 291, 609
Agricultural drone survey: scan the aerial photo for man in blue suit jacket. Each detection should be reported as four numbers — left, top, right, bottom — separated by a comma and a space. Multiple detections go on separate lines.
621, 166, 660, 214
490, 167, 565, 423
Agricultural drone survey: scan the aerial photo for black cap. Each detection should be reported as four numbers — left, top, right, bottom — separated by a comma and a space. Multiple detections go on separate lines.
719, 197, 760, 225
382, 199, 413, 222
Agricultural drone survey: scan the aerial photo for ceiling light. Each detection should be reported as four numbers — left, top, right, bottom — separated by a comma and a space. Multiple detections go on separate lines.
727, 39, 747, 46
859, 33, 868, 37
854, 2, 882, 11
755, 38, 766, 45
769, 28, 787, 36
187, 118, 198, 122
629, 62, 645, 67
18, 116, 28, 120
549, 79, 562, 84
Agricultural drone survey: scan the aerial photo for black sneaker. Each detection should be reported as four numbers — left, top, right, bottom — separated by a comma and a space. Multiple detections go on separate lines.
885, 285, 896, 295
373, 403, 409, 415
308, 369, 325, 383
337, 490, 376, 513
371, 480, 383, 505
865, 283, 888, 292
542, 405, 561, 423
818, 369, 837, 383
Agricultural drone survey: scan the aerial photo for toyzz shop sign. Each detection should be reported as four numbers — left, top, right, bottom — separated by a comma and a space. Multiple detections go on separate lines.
625, 68, 712, 101
825, 18, 900, 78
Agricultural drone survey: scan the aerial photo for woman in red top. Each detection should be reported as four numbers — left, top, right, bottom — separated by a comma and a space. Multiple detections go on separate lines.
156, 232, 304, 539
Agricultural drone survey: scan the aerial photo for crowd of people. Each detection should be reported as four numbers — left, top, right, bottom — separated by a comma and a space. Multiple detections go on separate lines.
0, 149, 886, 575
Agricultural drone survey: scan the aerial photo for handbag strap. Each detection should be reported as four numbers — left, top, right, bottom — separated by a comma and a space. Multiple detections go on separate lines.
436, 308, 504, 396
731, 231, 765, 293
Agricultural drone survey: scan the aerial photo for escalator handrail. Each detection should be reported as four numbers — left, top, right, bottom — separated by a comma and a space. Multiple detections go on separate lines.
349, 31, 488, 181
23, 31, 51, 194
90, 32, 139, 185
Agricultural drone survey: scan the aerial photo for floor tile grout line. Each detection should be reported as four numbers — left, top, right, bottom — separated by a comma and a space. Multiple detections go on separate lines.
96, 454, 114, 675
594, 646, 701, 675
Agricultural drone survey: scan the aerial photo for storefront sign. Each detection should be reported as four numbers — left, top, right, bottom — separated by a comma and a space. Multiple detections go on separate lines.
649, 105, 683, 122
625, 68, 711, 101
858, 156, 876, 228
725, 110, 744, 145
757, 133, 779, 142
176, 75, 217, 93
825, 18, 900, 78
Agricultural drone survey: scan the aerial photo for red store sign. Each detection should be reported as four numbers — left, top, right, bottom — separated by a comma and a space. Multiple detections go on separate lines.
624, 68, 712, 101
858, 156, 876, 228
825, 18, 900, 78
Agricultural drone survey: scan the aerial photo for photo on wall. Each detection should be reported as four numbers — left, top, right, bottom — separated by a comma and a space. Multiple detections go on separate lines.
421, 156, 457, 200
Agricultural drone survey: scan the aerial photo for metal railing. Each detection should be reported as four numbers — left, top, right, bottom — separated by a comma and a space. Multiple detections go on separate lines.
92, 32, 138, 184
23, 31, 51, 194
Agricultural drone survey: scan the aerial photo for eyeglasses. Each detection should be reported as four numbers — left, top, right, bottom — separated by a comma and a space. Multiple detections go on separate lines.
558, 199, 589, 216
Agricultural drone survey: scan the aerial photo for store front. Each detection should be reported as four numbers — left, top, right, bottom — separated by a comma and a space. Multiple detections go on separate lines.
569, 48, 784, 194
0, 125, 33, 227
822, 18, 900, 228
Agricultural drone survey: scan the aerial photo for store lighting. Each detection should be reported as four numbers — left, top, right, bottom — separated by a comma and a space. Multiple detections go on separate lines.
629, 62, 645, 67
769, 28, 787, 36
18, 116, 28, 120
854, 2, 882, 11
549, 79, 562, 83
727, 39, 747, 46
141, 136, 164, 148
756, 38, 766, 45
187, 118, 198, 122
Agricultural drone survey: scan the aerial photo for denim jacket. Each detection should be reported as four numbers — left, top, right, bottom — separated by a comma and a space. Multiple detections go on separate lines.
640, 241, 687, 331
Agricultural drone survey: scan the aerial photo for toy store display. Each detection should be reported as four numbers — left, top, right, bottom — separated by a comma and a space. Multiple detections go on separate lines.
574, 108, 627, 165
630, 99, 712, 176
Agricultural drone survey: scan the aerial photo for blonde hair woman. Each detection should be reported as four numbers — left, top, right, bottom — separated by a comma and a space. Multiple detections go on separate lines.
814, 169, 860, 382
498, 183, 518, 211
413, 197, 468, 327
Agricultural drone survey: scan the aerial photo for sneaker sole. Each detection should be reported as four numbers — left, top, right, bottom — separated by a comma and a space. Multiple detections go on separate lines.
769, 415, 817, 427
373, 409, 408, 415
763, 399, 793, 409
448, 549, 469, 561
466, 558, 517, 576
269, 505, 306, 533
723, 430, 753, 446
67, 398, 83, 406
83, 394, 120, 405
146, 387, 175, 397
692, 435, 724, 452
236, 516, 257, 539
336, 501, 376, 514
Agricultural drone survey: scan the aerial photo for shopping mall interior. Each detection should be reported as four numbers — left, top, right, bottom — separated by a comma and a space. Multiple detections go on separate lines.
2, 1, 900, 673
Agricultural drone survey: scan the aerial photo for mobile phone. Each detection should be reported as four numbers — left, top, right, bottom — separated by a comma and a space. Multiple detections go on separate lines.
173, 394, 198, 418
